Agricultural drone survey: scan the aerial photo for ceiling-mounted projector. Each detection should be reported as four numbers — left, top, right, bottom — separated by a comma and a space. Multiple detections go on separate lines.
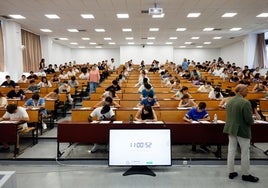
149, 7, 163, 15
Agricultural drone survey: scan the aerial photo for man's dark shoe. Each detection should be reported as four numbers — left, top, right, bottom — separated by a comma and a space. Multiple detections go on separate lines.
229, 172, 238, 179
242, 175, 259, 182
200, 145, 210, 153
0, 147, 10, 152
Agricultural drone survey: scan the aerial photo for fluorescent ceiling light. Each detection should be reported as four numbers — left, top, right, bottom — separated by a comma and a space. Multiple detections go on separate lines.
203, 28, 214, 31
176, 28, 187, 31
213, 37, 222, 39
222, 13, 237, 17
166, 42, 173, 45
184, 42, 192, 44
125, 37, 133, 40
128, 42, 135, 45
191, 37, 199, 40
67, 29, 79, 32
40, 29, 52, 32
90, 42, 97, 45
147, 37, 155, 40
147, 42, 154, 45
81, 14, 94, 19
81, 38, 90, 40
104, 37, 112, 40
109, 42, 116, 45
204, 42, 211, 44
230, 27, 241, 31
169, 37, 177, 40
179, 46, 186, 48
256, 13, 268, 17
45, 14, 60, 19
149, 28, 159, 31
187, 13, 200, 17
9, 14, 25, 19
70, 42, 78, 45
152, 13, 165, 18
95, 29, 105, 32
122, 28, 132, 32
59, 38, 68, 40
196, 46, 203, 48
117, 14, 129, 18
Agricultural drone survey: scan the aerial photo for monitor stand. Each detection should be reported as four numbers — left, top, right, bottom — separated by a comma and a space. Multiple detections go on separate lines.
123, 166, 156, 176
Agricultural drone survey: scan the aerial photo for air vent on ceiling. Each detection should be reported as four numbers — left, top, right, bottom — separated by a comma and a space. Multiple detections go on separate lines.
213, 28, 222, 31
229, 37, 235, 39
141, 37, 147, 40
78, 29, 87, 32
54, 38, 59, 40
141, 10, 149, 14
0, 15, 12, 19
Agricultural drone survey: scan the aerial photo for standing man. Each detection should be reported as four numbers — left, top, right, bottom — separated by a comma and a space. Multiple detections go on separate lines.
181, 58, 189, 71
223, 84, 259, 182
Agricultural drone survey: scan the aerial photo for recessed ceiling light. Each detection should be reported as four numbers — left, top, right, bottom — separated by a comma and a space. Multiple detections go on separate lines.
179, 46, 186, 48
222, 13, 237, 17
152, 13, 165, 18
9, 14, 25, 19
147, 37, 155, 40
230, 27, 241, 31
81, 14, 94, 19
81, 38, 90, 40
70, 42, 78, 45
78, 46, 85, 48
213, 37, 222, 39
125, 37, 134, 40
187, 13, 201, 18
95, 29, 105, 32
196, 46, 203, 48
109, 42, 116, 45
45, 14, 60, 19
184, 42, 192, 44
90, 42, 97, 45
203, 28, 214, 31
117, 14, 129, 18
147, 42, 154, 45
149, 28, 159, 31
256, 13, 268, 17
40, 29, 52, 32
166, 42, 173, 45
169, 37, 177, 40
104, 37, 112, 40
204, 42, 211, 44
191, 37, 199, 40
59, 38, 68, 40
122, 28, 132, 32
67, 29, 79, 32
176, 28, 187, 31
128, 42, 135, 45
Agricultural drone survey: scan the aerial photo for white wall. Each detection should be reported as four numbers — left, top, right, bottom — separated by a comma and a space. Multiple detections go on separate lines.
173, 48, 220, 65
220, 41, 244, 67
50, 42, 71, 65
120, 46, 173, 65
71, 48, 120, 66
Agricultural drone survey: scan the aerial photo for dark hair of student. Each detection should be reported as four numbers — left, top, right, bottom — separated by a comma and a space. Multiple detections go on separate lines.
32, 93, 40, 100
6, 104, 18, 114
141, 105, 154, 120
198, 102, 206, 110
105, 96, 113, 104
101, 104, 110, 114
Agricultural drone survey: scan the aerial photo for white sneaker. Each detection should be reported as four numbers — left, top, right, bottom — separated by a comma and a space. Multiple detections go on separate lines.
42, 123, 47, 130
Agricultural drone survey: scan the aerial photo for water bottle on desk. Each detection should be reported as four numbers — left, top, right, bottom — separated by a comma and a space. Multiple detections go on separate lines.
129, 114, 134, 123
214, 114, 218, 124
20, 94, 23, 100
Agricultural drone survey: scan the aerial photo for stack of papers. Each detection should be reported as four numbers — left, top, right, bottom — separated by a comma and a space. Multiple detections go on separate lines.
177, 107, 192, 110
112, 121, 123, 124
99, 121, 110, 124
254, 120, 268, 124
145, 121, 164, 124
199, 120, 211, 124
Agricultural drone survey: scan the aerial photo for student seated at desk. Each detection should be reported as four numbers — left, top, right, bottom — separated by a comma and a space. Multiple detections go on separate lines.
178, 94, 197, 108
88, 105, 115, 153
218, 91, 235, 108
140, 83, 155, 100
183, 102, 211, 152
24, 93, 47, 130
137, 94, 160, 108
0, 104, 29, 154
0, 91, 8, 109
134, 105, 157, 122
172, 86, 193, 100
7, 84, 25, 100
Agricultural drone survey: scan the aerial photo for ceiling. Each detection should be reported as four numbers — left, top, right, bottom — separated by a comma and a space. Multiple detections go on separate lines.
0, 0, 268, 49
